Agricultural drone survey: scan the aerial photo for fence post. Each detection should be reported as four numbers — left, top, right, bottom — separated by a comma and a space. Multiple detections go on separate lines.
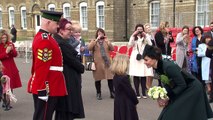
24, 41, 29, 63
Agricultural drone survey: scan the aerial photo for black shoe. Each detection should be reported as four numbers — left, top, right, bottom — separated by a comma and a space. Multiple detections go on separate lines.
4, 106, 11, 111
96, 93, 102, 100
110, 92, 115, 98
209, 99, 213, 103
2, 103, 5, 108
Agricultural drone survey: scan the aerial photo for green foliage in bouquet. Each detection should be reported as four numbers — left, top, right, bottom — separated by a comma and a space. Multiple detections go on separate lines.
160, 74, 170, 85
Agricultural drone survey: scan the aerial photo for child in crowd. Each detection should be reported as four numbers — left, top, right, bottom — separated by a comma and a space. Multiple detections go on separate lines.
0, 61, 17, 111
69, 20, 86, 62
110, 54, 139, 120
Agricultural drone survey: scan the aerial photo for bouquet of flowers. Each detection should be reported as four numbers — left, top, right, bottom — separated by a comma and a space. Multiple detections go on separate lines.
147, 86, 168, 100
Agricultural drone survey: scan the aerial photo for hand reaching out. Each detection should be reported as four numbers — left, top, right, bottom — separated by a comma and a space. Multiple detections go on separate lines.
6, 44, 13, 54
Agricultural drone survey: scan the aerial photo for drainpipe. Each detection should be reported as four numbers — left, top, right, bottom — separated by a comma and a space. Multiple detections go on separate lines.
173, 0, 176, 27
125, 0, 128, 41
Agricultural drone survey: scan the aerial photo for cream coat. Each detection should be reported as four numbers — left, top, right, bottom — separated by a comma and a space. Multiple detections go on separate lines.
88, 40, 114, 81
128, 36, 153, 77
176, 32, 188, 68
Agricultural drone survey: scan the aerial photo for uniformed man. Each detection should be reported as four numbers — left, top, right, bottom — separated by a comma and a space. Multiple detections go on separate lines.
27, 10, 67, 120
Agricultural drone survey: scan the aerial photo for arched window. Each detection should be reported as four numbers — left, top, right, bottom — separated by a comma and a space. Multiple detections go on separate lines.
80, 2, 88, 30
48, 4, 55, 11
0, 7, 2, 29
21, 6, 27, 29
149, 1, 160, 28
63, 3, 71, 20
196, 0, 209, 27
96, 1, 105, 29
8, 7, 15, 27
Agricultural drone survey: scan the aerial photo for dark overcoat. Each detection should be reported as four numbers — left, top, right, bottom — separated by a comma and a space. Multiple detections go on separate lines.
54, 34, 85, 119
155, 31, 174, 55
10, 27, 17, 43
156, 59, 213, 120
113, 74, 139, 120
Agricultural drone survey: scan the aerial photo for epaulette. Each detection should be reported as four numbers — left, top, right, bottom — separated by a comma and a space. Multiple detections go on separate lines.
41, 33, 49, 40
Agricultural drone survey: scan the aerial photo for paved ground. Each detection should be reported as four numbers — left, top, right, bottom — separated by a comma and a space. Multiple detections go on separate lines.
0, 58, 212, 120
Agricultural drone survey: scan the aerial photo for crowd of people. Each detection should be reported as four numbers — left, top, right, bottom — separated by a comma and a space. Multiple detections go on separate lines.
1, 9, 213, 120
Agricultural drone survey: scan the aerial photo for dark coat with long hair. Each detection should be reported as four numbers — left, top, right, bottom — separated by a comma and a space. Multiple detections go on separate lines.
113, 74, 139, 120
155, 31, 174, 55
54, 34, 85, 119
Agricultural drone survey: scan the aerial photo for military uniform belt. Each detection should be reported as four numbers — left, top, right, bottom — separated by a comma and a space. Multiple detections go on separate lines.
49, 66, 63, 71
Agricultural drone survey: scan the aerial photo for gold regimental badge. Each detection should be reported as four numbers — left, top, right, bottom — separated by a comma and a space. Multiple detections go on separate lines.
37, 48, 52, 62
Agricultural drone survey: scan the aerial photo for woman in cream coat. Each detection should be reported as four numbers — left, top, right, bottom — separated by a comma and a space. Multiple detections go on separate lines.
176, 26, 190, 70
128, 24, 153, 99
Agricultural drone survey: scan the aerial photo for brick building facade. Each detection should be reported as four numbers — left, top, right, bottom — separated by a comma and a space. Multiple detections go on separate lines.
0, 0, 213, 41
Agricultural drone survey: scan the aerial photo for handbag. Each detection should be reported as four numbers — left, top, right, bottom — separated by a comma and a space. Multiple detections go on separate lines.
85, 47, 96, 71
136, 44, 142, 61
136, 53, 142, 60
86, 62, 96, 71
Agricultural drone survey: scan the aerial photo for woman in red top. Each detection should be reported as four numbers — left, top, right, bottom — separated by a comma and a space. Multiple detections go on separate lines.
0, 30, 22, 90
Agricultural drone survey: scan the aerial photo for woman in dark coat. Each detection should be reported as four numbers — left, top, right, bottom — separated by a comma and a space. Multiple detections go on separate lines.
111, 54, 139, 120
205, 39, 213, 102
155, 22, 174, 56
143, 45, 213, 120
54, 18, 85, 120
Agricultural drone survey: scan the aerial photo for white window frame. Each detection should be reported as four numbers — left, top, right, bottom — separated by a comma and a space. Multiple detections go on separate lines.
80, 2, 88, 30
96, 1, 105, 29
21, 6, 27, 29
63, 3, 71, 20
149, 1, 160, 28
0, 7, 2, 29
196, 0, 209, 27
48, 4, 55, 11
9, 7, 15, 27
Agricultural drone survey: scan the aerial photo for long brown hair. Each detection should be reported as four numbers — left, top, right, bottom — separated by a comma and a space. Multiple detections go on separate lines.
134, 24, 144, 40
95, 28, 105, 39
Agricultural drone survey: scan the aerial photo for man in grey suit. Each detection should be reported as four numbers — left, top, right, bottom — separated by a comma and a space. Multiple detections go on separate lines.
204, 21, 213, 103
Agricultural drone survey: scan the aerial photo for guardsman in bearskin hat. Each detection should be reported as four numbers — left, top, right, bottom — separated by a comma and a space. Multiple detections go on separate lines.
27, 10, 67, 120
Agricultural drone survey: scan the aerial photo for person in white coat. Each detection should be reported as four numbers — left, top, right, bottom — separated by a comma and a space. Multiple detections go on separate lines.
128, 24, 153, 99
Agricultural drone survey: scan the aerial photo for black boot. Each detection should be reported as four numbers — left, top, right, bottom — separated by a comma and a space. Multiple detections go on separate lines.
110, 92, 115, 98
96, 93, 102, 100
2, 102, 5, 108
4, 102, 11, 111
4, 106, 11, 111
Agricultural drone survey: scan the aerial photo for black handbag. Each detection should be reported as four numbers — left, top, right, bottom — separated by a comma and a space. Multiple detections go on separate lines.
136, 53, 142, 60
136, 44, 142, 61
